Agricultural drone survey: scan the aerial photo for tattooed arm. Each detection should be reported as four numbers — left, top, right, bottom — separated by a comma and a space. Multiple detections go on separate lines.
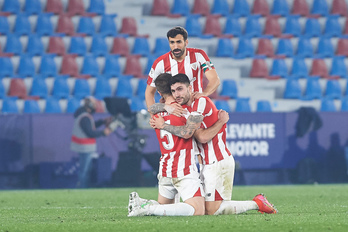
148, 102, 186, 117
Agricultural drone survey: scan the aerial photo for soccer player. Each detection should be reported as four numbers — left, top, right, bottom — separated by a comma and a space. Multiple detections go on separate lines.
145, 26, 220, 110
150, 74, 278, 215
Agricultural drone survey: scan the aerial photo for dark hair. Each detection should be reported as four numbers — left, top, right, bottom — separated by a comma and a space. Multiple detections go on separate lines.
170, 73, 190, 87
167, 26, 188, 41
154, 73, 172, 95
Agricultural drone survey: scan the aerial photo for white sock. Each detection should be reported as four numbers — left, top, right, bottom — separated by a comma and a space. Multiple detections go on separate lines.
149, 203, 195, 216
214, 201, 258, 215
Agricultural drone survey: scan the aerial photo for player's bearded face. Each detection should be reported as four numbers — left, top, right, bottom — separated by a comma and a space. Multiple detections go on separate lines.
169, 35, 187, 59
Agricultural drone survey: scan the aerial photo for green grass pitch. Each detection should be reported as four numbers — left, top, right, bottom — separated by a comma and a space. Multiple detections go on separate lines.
0, 184, 347, 232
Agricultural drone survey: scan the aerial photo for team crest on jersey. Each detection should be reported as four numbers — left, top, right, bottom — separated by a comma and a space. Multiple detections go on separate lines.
191, 62, 198, 70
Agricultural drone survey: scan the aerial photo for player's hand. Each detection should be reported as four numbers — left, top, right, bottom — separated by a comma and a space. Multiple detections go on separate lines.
192, 91, 205, 100
104, 127, 112, 136
164, 103, 185, 117
149, 115, 165, 129
218, 109, 229, 124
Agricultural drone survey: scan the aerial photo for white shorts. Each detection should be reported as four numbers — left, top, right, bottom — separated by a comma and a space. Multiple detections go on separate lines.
201, 155, 235, 202
158, 171, 205, 202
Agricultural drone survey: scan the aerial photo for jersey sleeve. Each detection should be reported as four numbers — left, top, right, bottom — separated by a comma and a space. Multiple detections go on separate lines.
147, 56, 165, 87
195, 49, 215, 73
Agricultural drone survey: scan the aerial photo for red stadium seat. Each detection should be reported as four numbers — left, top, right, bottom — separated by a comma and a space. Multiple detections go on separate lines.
250, 58, 269, 78
66, 0, 92, 16
120, 17, 138, 36
203, 15, 222, 37
263, 16, 282, 37
256, 38, 275, 57
56, 14, 75, 35
291, 0, 310, 16
192, 0, 211, 16
310, 59, 329, 79
47, 36, 66, 55
252, 0, 270, 16
8, 78, 28, 99
331, 0, 348, 16
123, 55, 144, 78
151, 0, 170, 16
45, 0, 64, 14
60, 54, 90, 78
110, 37, 130, 56
336, 38, 348, 56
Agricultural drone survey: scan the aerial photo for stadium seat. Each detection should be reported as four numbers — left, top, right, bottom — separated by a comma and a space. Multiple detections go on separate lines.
303, 76, 322, 100
249, 58, 269, 78
66, 97, 81, 113
192, 0, 210, 16
252, 0, 270, 16
219, 79, 238, 99
102, 54, 121, 78
17, 55, 36, 78
120, 17, 138, 37
311, 0, 329, 16
211, 0, 230, 16
256, 37, 275, 57
99, 14, 118, 36
136, 78, 147, 99
26, 34, 44, 56
231, 0, 250, 17
0, 16, 10, 35
263, 16, 282, 37
45, 0, 64, 14
94, 78, 112, 100
290, 57, 309, 78
132, 37, 151, 56
4, 34, 22, 55
45, 97, 62, 113
87, 0, 105, 15
47, 36, 66, 55
144, 55, 156, 75
283, 78, 302, 99
35, 13, 54, 36
8, 78, 27, 99
0, 80, 5, 98
52, 77, 70, 99
185, 15, 204, 37
2, 0, 20, 14
80, 55, 100, 77
214, 99, 231, 112
90, 35, 108, 56
341, 96, 348, 111
310, 59, 329, 79
325, 79, 342, 99
283, 15, 302, 37
330, 56, 348, 78
244, 15, 262, 38
30, 78, 49, 98
73, 79, 91, 99
123, 55, 143, 78
151, 0, 170, 16
292, 0, 309, 16
60, 54, 81, 77
235, 37, 255, 58
115, 77, 133, 98
296, 37, 314, 58
336, 38, 348, 56
1, 98, 19, 113
68, 36, 87, 56
24, 0, 42, 14
224, 16, 242, 37
316, 37, 334, 58
303, 17, 321, 37
39, 54, 57, 77
0, 56, 15, 78
215, 38, 234, 57
153, 37, 170, 57
270, 58, 288, 78
323, 15, 342, 37
235, 97, 251, 112
56, 14, 75, 36
203, 15, 222, 37
276, 38, 294, 57
110, 37, 130, 56
171, 0, 190, 16
256, 100, 272, 112
320, 97, 337, 111
271, 0, 289, 16
130, 96, 146, 112
77, 16, 96, 35
331, 0, 348, 16
67, 0, 87, 16
23, 100, 41, 113
13, 14, 32, 36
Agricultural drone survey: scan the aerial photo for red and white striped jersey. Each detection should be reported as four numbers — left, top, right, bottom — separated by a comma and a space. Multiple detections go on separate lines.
147, 48, 215, 93
154, 112, 198, 178
190, 96, 231, 165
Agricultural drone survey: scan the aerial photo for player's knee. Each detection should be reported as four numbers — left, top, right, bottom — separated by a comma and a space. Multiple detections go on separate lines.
193, 204, 205, 215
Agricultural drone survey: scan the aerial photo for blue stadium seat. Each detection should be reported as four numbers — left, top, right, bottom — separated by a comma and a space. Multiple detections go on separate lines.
211, 0, 230, 16
130, 96, 146, 112
185, 15, 203, 37
303, 76, 322, 100
244, 15, 262, 38
316, 37, 334, 58
23, 100, 41, 113
102, 54, 121, 78
303, 17, 321, 37
256, 100, 272, 112
215, 99, 231, 112
270, 58, 289, 78
323, 15, 342, 37
45, 97, 62, 113
224, 16, 242, 37
17, 55, 36, 78
153, 37, 170, 57
136, 78, 147, 99
66, 97, 81, 113
215, 38, 234, 57
311, 0, 329, 16
90, 34, 108, 56
24, 0, 42, 14
276, 38, 294, 57
87, 0, 106, 15
26, 34, 45, 56
220, 79, 238, 98
0, 80, 5, 98
73, 79, 91, 99
341, 96, 348, 111
76, 16, 95, 35
235, 37, 254, 58
30, 77, 48, 98
4, 34, 23, 55
1, 98, 19, 113
283, 15, 302, 37
290, 57, 309, 78
320, 97, 337, 111
39, 54, 57, 77
115, 77, 133, 98
171, 0, 190, 16
284, 78, 302, 99
14, 14, 32, 36
132, 37, 150, 56
271, 0, 290, 16
52, 77, 70, 99
0, 56, 14, 78
2, 0, 20, 14
325, 79, 342, 99
235, 97, 251, 112
330, 56, 348, 78
144, 55, 156, 75
296, 37, 314, 58
35, 13, 54, 36
99, 14, 118, 36
68, 36, 87, 56
231, 0, 250, 17
0, 16, 10, 35
94, 78, 112, 100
